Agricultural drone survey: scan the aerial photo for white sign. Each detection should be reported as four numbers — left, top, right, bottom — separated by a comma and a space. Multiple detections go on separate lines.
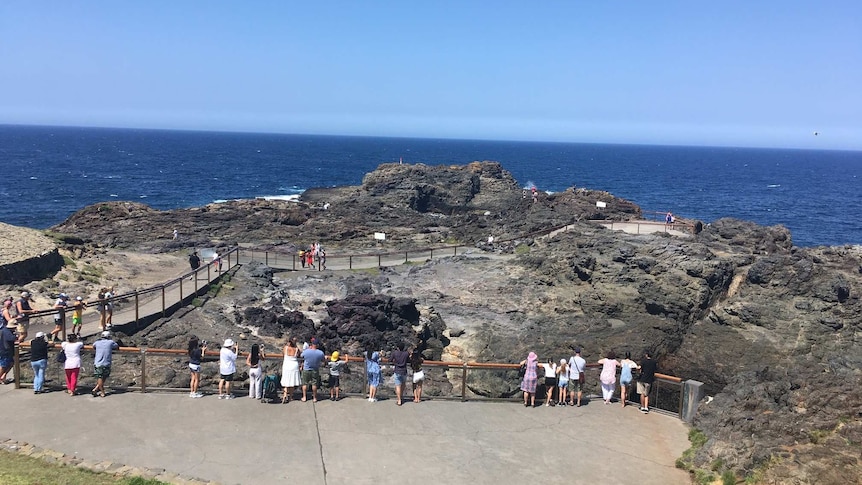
373, 232, 386, 241
596, 201, 607, 208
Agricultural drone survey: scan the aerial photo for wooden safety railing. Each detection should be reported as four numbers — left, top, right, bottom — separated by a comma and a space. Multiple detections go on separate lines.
12, 344, 688, 419
22, 247, 240, 339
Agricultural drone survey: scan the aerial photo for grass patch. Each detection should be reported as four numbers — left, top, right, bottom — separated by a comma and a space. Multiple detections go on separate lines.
514, 244, 530, 255
0, 449, 165, 484
62, 254, 78, 268
351, 267, 381, 276
80, 263, 105, 284
191, 297, 204, 307
721, 470, 737, 485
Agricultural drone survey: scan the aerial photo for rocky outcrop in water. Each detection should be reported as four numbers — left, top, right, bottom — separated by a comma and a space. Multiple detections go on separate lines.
37, 162, 862, 483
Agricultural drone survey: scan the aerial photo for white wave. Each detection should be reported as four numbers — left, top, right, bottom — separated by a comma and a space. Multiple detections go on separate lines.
767, 184, 781, 188
256, 194, 301, 202
109, 194, 118, 197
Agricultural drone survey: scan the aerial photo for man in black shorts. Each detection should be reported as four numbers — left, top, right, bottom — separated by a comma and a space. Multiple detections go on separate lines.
638, 350, 658, 413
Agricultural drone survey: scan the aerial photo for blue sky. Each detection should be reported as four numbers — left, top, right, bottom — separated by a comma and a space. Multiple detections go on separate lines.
1, 1, 860, 149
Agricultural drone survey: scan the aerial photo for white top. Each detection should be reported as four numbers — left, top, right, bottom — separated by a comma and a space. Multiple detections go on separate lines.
61, 341, 84, 369
219, 347, 237, 375
568, 355, 586, 379
541, 362, 557, 378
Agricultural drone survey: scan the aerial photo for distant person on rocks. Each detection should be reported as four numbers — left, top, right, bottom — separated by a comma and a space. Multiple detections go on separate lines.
531, 187, 538, 203
96, 288, 109, 332
567, 348, 586, 407
212, 252, 222, 273
218, 338, 238, 399
598, 351, 620, 405
0, 324, 17, 384
319, 249, 327, 270
61, 333, 84, 396
390, 342, 410, 406
619, 352, 640, 408
366, 349, 381, 402
188, 336, 207, 398
189, 251, 201, 271
519, 351, 539, 407
665, 212, 674, 227
556, 359, 569, 406
91, 331, 118, 397
15, 291, 37, 344
541, 358, 557, 406
327, 351, 345, 401
173, 229, 178, 240
71, 297, 86, 337
30, 332, 53, 393
281, 337, 302, 403
305, 250, 314, 269
51, 293, 69, 343
299, 249, 306, 269
300, 338, 325, 402
410, 348, 424, 403
247, 343, 264, 400
638, 351, 658, 414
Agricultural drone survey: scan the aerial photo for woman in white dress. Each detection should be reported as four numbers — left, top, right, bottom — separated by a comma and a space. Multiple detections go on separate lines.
281, 337, 301, 403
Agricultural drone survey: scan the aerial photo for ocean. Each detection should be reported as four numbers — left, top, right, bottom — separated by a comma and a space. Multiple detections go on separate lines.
1, 124, 860, 247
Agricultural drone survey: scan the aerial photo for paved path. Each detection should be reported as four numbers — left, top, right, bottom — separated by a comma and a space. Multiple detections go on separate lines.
0, 384, 690, 485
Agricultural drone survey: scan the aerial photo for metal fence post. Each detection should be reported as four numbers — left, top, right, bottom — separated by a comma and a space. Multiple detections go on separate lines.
292, 254, 296, 271
265, 251, 269, 266
405, 251, 408, 263
179, 278, 184, 302
430, 249, 433, 259
349, 256, 353, 270
454, 246, 458, 256
135, 293, 140, 325
378, 254, 382, 267
140, 349, 147, 393
161, 287, 166, 317
60, 307, 67, 341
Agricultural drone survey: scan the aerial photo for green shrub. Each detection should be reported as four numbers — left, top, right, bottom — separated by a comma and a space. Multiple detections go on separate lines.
514, 244, 530, 255
721, 470, 737, 485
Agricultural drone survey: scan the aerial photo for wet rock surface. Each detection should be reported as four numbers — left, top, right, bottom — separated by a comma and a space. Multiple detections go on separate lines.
32, 163, 862, 483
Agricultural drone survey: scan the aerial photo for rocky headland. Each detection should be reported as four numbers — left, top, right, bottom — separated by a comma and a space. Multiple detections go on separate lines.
5, 161, 860, 484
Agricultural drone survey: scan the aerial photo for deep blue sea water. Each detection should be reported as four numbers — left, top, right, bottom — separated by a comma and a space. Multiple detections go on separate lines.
1, 125, 860, 247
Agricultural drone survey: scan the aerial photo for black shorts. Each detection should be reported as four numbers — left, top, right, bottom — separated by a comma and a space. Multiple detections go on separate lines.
328, 375, 340, 388
545, 377, 557, 387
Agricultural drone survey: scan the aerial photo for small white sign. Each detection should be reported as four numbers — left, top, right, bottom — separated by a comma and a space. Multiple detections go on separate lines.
373, 232, 386, 241
596, 201, 607, 208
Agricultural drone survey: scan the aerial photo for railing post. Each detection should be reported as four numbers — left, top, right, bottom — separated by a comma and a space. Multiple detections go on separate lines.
454, 246, 457, 256
207, 262, 211, 283
363, 357, 369, 397
378, 254, 382, 268
461, 363, 468, 401
140, 349, 147, 393
405, 251, 408, 263
349, 256, 353, 270
194, 268, 199, 295
161, 287, 166, 317
13, 344, 20, 389
135, 293, 140, 325
265, 251, 269, 266
292, 254, 296, 271
430, 249, 433, 259
60, 307, 67, 341
179, 278, 183, 303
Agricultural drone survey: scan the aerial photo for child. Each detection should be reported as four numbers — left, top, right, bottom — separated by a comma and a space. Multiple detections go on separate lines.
71, 297, 87, 337
327, 351, 345, 401
556, 359, 569, 406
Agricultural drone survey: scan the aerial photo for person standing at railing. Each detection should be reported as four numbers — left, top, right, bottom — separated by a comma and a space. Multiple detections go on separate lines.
410, 348, 424, 403
218, 338, 238, 399
61, 333, 83, 396
390, 342, 410, 406
300, 338, 324, 403
91, 331, 119, 398
281, 337, 302, 404
541, 358, 557, 407
598, 351, 620, 405
556, 359, 569, 406
71, 297, 87, 338
637, 351, 658, 414
365, 349, 381, 402
567, 348, 586, 407
619, 352, 640, 409
104, 288, 115, 328
15, 291, 37, 344
29, 332, 53, 394
247, 343, 264, 400
519, 351, 539, 407
96, 287, 111, 333
188, 336, 207, 398
189, 251, 201, 271
327, 351, 344, 401
0, 324, 17, 384
51, 293, 69, 343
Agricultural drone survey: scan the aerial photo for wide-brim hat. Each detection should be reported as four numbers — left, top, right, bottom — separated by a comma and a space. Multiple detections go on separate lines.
223, 338, 235, 347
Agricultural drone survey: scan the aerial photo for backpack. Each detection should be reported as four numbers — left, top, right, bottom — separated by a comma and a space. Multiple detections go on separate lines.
261, 374, 281, 403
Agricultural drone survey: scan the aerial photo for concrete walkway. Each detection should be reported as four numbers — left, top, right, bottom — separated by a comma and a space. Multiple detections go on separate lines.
0, 384, 690, 485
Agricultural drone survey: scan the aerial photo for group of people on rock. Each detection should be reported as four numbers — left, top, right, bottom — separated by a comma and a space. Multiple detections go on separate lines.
185, 335, 426, 405
520, 347, 658, 413
298, 243, 326, 270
